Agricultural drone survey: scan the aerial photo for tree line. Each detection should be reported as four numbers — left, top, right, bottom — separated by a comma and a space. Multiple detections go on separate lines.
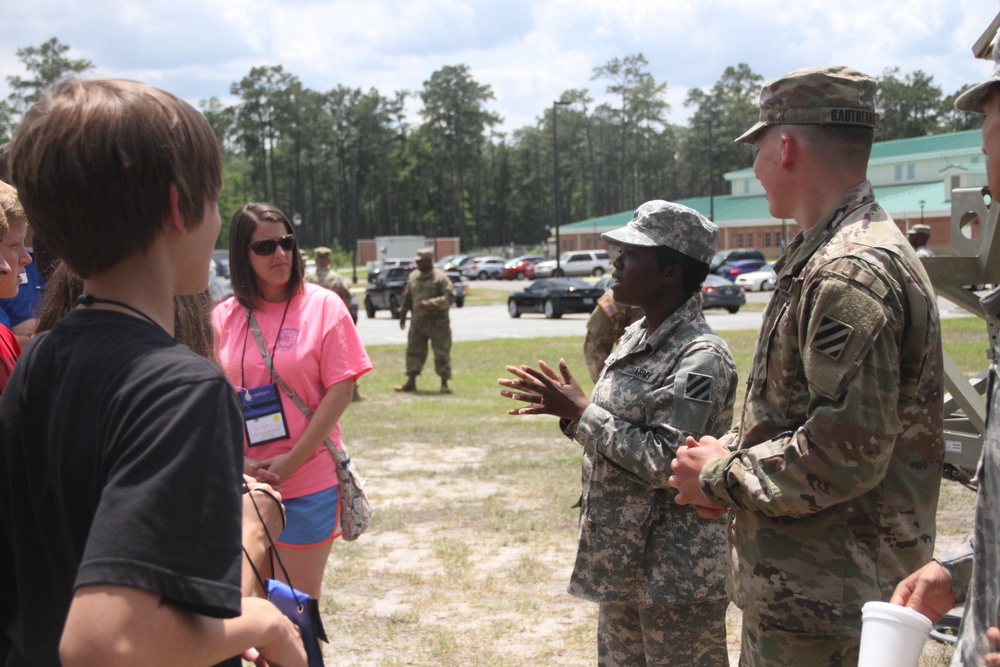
1, 38, 983, 256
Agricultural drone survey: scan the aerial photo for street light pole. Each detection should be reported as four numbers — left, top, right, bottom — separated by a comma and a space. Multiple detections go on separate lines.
919, 199, 925, 225
553, 99, 570, 273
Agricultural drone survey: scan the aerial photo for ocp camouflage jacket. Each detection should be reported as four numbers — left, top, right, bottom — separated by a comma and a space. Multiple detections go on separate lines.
702, 181, 944, 634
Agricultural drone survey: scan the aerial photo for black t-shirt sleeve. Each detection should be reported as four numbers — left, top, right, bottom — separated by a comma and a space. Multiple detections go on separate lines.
74, 370, 245, 619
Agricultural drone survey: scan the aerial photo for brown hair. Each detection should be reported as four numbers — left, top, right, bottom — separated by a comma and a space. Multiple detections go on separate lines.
37, 260, 218, 360
228, 202, 304, 309
8, 78, 222, 278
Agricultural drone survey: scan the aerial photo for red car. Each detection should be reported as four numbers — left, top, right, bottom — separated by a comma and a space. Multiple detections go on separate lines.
499, 255, 544, 280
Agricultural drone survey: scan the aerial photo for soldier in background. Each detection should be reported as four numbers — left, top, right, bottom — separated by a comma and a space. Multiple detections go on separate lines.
306, 245, 363, 401
500, 200, 736, 666
583, 288, 641, 383
305, 246, 352, 304
396, 248, 455, 394
907, 224, 935, 258
891, 30, 1000, 666
669, 66, 943, 666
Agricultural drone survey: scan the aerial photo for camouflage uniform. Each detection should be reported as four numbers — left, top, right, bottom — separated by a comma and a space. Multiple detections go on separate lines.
564, 296, 737, 666
400, 267, 455, 380
305, 265, 352, 306
583, 290, 642, 383
933, 35, 1000, 667
700, 181, 944, 665
935, 289, 1000, 666
306, 264, 363, 400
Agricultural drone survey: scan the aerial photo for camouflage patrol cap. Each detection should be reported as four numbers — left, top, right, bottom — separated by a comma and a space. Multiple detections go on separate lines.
314, 246, 331, 257
735, 65, 880, 144
601, 200, 717, 265
956, 29, 1000, 112
414, 247, 434, 261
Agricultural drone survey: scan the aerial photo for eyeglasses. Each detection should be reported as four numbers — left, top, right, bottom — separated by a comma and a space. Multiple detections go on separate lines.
247, 234, 296, 256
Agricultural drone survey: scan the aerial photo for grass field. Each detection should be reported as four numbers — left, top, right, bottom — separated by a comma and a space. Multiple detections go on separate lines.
317, 318, 987, 666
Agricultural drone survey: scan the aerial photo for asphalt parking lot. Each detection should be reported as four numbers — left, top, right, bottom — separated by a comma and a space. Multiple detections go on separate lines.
353, 279, 759, 346
351, 278, 978, 347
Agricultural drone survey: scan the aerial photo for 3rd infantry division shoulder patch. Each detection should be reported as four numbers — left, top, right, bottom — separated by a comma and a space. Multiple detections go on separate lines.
684, 373, 713, 403
811, 315, 853, 361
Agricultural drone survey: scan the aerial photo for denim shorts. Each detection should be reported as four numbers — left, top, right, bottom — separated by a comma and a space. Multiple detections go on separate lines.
275, 485, 340, 547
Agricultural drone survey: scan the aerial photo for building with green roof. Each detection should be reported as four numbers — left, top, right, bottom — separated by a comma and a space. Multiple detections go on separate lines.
556, 130, 987, 260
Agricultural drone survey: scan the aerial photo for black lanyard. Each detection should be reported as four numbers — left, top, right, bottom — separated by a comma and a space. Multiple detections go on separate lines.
77, 294, 164, 333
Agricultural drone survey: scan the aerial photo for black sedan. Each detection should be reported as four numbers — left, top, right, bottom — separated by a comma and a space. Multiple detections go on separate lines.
508, 278, 603, 319
701, 274, 746, 313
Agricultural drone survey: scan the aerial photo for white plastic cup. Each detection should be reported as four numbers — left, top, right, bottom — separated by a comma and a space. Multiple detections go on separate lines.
858, 601, 933, 667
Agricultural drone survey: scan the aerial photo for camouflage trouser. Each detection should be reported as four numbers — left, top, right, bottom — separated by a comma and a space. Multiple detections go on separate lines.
739, 614, 860, 667
597, 598, 728, 666
405, 317, 451, 380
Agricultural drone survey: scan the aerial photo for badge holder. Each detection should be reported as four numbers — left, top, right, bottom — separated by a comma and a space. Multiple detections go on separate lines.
240, 383, 290, 447
244, 483, 328, 666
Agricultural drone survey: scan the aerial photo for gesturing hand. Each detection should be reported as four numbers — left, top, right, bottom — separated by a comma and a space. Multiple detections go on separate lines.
498, 358, 590, 421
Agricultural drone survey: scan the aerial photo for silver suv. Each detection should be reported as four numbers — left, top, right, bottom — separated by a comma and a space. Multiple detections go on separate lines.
532, 250, 612, 278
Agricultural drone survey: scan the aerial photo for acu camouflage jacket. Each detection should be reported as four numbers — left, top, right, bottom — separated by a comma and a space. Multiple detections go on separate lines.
938, 288, 1000, 665
566, 297, 737, 605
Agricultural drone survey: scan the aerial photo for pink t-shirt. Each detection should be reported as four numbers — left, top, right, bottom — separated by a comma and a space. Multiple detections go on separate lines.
212, 283, 372, 498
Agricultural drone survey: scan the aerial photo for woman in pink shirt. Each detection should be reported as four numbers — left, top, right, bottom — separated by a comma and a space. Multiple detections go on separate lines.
213, 202, 371, 598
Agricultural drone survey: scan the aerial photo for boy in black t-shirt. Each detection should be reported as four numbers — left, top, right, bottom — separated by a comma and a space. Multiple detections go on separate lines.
0, 78, 305, 667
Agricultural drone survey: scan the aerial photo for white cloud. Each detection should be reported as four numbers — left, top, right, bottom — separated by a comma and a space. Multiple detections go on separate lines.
2, 0, 998, 133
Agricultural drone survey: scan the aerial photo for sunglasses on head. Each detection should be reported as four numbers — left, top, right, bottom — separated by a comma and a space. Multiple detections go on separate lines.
247, 234, 296, 256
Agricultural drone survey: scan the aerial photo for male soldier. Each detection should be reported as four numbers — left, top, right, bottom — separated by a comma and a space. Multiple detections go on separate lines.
669, 66, 944, 666
305, 246, 352, 306
891, 32, 1000, 666
396, 248, 455, 394
583, 288, 641, 383
306, 246, 363, 400
907, 224, 935, 258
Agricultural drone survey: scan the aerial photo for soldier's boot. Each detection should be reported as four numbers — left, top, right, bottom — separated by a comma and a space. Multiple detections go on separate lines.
440, 378, 452, 394
394, 374, 417, 392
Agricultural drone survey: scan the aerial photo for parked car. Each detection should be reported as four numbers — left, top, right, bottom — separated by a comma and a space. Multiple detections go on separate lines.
734, 262, 777, 291
462, 256, 507, 280
447, 271, 467, 308
531, 250, 613, 278
442, 255, 472, 272
709, 248, 765, 273
701, 274, 746, 313
368, 258, 415, 283
364, 266, 411, 318
212, 249, 230, 278
507, 278, 604, 319
593, 275, 615, 293
209, 258, 233, 303
716, 258, 769, 281
499, 255, 545, 280
435, 254, 460, 270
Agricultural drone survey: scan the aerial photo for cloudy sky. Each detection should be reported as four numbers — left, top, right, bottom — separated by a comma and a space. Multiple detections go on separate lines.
3, 0, 999, 133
